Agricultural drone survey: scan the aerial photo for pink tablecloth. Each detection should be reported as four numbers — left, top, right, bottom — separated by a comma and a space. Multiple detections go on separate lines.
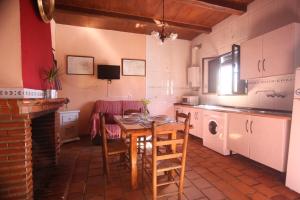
89, 100, 144, 139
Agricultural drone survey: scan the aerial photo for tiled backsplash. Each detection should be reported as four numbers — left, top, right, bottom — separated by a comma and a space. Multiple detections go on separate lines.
199, 74, 295, 111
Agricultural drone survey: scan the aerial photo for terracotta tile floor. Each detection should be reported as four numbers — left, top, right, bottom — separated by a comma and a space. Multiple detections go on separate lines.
40, 136, 300, 200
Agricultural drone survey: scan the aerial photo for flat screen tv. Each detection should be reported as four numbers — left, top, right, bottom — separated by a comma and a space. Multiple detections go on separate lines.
97, 65, 120, 80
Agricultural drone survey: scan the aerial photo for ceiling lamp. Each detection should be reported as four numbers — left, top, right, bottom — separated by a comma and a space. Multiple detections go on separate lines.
151, 0, 178, 43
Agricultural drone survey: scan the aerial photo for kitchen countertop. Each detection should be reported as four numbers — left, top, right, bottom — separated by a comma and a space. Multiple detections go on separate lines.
174, 103, 292, 120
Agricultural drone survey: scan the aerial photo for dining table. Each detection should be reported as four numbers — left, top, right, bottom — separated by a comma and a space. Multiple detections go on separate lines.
113, 115, 177, 190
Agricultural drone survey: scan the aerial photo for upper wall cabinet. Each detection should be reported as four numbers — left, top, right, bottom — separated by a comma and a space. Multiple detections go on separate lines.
241, 23, 300, 80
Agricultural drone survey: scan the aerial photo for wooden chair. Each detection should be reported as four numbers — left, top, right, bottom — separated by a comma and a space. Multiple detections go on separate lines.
143, 112, 191, 200
100, 113, 128, 181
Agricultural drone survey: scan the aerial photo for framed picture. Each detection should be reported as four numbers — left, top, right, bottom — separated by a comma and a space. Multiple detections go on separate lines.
122, 58, 146, 76
67, 55, 94, 75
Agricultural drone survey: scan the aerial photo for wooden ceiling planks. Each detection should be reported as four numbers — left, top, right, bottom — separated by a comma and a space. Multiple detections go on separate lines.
54, 0, 254, 40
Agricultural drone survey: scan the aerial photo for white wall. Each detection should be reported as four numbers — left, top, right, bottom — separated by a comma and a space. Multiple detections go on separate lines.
146, 36, 192, 116
56, 24, 146, 135
0, 0, 23, 88
192, 0, 300, 111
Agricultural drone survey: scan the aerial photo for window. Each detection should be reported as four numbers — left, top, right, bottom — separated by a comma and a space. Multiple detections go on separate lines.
202, 45, 247, 95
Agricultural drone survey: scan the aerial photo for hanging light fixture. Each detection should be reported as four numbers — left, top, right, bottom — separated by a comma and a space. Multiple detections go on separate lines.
151, 0, 178, 43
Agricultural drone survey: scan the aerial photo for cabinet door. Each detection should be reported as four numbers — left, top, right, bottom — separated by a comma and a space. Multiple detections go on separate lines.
189, 109, 198, 137
228, 113, 250, 157
196, 109, 203, 138
240, 36, 263, 79
250, 116, 290, 172
262, 24, 295, 77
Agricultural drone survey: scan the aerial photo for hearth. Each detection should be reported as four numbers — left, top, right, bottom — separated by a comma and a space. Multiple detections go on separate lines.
0, 99, 65, 200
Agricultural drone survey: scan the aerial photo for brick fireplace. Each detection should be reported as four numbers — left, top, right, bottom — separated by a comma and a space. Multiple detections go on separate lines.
0, 99, 65, 200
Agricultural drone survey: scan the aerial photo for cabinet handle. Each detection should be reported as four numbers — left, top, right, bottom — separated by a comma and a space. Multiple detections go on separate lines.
262, 59, 266, 71
245, 120, 249, 133
250, 121, 253, 134
257, 60, 261, 72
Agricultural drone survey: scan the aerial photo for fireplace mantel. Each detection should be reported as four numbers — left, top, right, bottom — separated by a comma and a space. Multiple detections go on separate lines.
0, 98, 66, 200
0, 98, 66, 118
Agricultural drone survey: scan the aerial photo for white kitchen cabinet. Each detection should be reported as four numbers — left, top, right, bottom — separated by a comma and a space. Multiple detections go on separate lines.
189, 108, 203, 138
240, 36, 263, 79
227, 113, 250, 157
57, 110, 80, 144
241, 23, 300, 79
228, 113, 291, 172
249, 115, 290, 172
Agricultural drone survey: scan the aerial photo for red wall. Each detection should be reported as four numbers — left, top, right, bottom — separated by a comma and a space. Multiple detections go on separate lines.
19, 0, 53, 90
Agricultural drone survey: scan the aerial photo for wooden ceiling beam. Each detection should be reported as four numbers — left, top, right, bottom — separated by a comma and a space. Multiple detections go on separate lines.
55, 4, 212, 33
179, 0, 247, 15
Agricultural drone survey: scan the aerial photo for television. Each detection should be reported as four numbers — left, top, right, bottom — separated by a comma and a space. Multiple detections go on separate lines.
97, 65, 120, 80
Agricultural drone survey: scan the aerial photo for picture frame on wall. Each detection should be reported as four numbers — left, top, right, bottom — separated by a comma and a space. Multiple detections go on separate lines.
67, 55, 94, 75
122, 58, 146, 76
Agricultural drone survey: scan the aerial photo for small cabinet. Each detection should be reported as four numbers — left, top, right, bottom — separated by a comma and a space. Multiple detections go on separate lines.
228, 113, 291, 172
189, 108, 203, 138
57, 110, 80, 144
241, 23, 300, 79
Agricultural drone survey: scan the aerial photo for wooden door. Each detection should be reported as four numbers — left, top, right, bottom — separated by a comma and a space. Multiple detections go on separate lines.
262, 24, 295, 77
249, 116, 290, 172
240, 36, 263, 79
227, 113, 250, 157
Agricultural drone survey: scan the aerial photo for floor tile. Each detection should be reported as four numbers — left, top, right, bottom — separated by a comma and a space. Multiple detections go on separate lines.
38, 136, 300, 200
202, 187, 226, 200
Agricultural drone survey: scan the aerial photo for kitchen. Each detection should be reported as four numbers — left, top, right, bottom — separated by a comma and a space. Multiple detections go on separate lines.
172, 6, 300, 197
1, 0, 300, 199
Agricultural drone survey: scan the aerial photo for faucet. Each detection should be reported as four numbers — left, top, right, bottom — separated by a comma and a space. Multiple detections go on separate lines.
255, 90, 286, 98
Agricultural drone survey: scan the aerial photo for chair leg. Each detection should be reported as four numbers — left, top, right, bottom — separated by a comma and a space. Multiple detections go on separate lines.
105, 157, 110, 183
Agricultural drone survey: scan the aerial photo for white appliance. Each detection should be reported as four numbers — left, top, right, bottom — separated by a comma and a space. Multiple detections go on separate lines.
181, 96, 199, 106
286, 68, 300, 193
188, 67, 200, 88
202, 110, 230, 155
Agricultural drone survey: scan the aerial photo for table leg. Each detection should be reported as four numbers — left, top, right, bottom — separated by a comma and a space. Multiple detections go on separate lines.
130, 134, 138, 190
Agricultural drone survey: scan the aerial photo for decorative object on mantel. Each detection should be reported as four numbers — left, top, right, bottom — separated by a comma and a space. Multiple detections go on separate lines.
67, 55, 94, 75
37, 0, 55, 23
43, 49, 62, 99
0, 88, 44, 99
122, 58, 146, 76
151, 0, 178, 44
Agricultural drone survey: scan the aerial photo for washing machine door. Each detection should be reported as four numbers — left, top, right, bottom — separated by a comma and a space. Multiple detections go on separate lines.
208, 120, 218, 135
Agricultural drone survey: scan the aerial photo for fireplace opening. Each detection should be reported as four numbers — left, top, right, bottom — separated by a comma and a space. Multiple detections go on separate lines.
31, 112, 58, 199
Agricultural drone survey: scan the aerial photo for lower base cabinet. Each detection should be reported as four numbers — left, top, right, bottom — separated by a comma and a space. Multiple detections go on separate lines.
228, 113, 291, 172
57, 110, 80, 144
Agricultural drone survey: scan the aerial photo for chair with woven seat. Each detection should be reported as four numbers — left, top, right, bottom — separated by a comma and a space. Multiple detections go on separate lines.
100, 113, 128, 181
143, 112, 191, 200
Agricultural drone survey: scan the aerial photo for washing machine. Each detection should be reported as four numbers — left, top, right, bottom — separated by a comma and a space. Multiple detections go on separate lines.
202, 110, 230, 156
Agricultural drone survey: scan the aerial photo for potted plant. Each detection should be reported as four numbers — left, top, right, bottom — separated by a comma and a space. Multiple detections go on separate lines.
43, 66, 59, 98
43, 49, 62, 98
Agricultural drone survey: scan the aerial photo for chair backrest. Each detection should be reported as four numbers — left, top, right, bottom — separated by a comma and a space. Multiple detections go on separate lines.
152, 112, 190, 158
123, 108, 142, 116
151, 112, 190, 198
99, 113, 108, 159
175, 110, 188, 123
